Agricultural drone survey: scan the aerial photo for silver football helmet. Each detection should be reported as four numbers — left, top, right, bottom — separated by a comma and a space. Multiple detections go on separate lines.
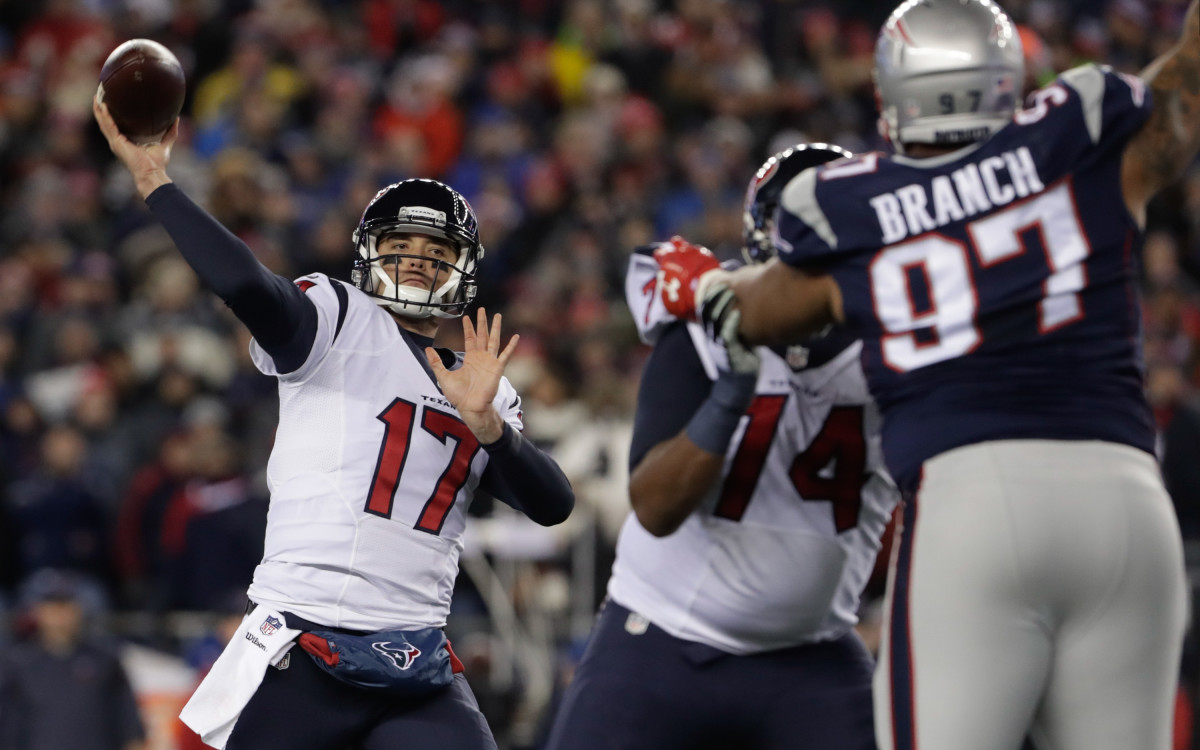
875, 0, 1023, 154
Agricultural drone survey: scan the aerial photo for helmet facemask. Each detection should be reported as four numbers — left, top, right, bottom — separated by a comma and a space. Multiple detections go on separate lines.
350, 179, 484, 319
352, 229, 479, 319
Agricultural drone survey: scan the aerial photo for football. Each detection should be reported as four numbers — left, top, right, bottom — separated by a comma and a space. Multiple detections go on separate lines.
97, 39, 185, 145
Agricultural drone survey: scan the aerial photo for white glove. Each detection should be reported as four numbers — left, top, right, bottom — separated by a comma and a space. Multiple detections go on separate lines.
700, 279, 759, 377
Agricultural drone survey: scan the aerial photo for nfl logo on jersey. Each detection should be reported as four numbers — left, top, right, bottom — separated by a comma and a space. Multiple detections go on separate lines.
624, 612, 650, 636
785, 345, 810, 370
260, 615, 282, 636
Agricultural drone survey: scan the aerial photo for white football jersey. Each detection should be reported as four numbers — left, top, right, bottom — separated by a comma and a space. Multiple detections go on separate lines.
608, 251, 899, 654
245, 273, 523, 632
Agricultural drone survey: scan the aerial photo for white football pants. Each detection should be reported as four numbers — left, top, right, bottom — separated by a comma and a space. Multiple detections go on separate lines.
874, 439, 1187, 750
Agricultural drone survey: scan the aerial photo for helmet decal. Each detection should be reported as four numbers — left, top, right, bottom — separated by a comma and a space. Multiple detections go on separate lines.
395, 206, 447, 227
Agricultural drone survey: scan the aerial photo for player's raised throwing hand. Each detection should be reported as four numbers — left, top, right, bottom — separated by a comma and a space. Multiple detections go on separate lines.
93, 94, 177, 199
427, 308, 518, 444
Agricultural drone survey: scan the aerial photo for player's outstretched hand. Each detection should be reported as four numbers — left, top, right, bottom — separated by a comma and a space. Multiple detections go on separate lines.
653, 236, 721, 320
426, 308, 518, 445
93, 94, 177, 199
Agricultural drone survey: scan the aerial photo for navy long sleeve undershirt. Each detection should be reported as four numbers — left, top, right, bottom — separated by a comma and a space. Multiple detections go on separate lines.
145, 183, 318, 373
411, 334, 574, 525
479, 423, 575, 526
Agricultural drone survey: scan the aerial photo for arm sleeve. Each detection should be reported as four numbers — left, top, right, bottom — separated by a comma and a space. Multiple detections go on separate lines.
628, 321, 715, 471
145, 183, 318, 374
479, 423, 575, 526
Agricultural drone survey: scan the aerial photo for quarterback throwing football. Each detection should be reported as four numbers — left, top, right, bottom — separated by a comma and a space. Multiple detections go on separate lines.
94, 96, 574, 750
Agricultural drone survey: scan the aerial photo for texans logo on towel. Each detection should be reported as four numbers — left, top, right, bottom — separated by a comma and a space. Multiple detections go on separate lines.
260, 615, 283, 635
372, 641, 421, 670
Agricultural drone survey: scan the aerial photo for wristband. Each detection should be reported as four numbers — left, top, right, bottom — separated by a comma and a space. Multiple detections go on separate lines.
684, 371, 758, 455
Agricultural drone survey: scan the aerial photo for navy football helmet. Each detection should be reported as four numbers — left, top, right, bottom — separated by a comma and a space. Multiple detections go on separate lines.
742, 143, 852, 265
351, 179, 483, 319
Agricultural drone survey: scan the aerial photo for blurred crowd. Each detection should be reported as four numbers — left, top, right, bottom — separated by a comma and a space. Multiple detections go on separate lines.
0, 0, 1198, 746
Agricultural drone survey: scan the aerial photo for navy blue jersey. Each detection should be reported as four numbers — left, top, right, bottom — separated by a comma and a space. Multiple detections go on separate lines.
775, 65, 1155, 492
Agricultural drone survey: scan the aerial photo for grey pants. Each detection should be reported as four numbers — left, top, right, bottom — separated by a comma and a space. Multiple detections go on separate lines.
875, 439, 1186, 750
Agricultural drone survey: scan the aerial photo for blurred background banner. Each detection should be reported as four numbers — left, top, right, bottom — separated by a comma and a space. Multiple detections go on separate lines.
0, 1, 1196, 748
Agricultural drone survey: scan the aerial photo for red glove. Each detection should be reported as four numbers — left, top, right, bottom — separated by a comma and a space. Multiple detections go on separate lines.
653, 236, 721, 321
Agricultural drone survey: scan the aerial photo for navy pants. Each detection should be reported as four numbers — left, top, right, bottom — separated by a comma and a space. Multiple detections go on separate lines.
545, 600, 876, 750
225, 632, 496, 750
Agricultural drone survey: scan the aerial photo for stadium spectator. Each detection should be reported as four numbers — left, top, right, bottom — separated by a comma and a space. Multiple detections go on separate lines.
0, 568, 145, 750
6, 425, 110, 586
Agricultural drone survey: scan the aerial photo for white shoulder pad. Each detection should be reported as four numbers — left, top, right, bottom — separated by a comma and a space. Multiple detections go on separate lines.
624, 247, 678, 345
